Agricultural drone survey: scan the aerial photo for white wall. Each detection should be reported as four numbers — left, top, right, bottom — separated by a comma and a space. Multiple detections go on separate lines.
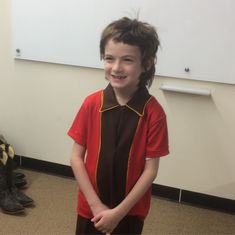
1, 0, 235, 200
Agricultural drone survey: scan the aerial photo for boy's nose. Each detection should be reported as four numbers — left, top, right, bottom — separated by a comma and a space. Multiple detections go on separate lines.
112, 60, 122, 71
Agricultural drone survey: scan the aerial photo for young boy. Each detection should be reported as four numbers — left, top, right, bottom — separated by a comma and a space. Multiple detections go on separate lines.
68, 17, 169, 235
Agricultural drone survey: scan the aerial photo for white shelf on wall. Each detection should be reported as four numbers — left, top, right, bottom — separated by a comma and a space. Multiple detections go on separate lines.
160, 84, 211, 96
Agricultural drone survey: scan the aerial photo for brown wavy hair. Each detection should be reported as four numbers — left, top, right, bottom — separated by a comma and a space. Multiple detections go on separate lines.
100, 17, 160, 88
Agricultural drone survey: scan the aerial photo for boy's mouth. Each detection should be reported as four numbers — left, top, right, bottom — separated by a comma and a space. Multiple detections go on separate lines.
112, 75, 126, 79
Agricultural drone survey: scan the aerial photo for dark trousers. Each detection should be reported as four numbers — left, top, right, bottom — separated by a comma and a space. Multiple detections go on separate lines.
75, 214, 144, 235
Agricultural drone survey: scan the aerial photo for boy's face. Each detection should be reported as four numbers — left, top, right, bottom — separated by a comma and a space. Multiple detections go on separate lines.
103, 39, 144, 94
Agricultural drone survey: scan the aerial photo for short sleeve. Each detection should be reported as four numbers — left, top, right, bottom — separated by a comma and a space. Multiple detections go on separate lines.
67, 101, 88, 148
145, 116, 169, 158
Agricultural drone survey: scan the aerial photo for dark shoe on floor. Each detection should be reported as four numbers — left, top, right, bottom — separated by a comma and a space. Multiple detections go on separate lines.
13, 171, 25, 179
0, 189, 25, 214
14, 177, 27, 189
10, 186, 34, 207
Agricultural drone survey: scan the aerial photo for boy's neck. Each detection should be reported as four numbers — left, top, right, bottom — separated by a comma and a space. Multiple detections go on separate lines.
113, 86, 138, 106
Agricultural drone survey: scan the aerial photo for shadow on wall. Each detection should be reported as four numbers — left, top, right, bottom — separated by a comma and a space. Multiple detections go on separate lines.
160, 90, 235, 198
162, 90, 226, 154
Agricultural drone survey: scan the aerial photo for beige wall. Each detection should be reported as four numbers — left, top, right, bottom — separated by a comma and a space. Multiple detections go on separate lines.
1, 0, 235, 200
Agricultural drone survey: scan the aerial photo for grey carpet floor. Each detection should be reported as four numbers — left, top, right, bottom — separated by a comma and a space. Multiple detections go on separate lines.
0, 169, 235, 235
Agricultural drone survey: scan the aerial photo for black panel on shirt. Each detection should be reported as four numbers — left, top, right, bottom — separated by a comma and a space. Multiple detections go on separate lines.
97, 84, 151, 208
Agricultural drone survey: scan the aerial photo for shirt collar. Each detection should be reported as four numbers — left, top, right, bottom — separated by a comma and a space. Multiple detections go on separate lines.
100, 83, 151, 117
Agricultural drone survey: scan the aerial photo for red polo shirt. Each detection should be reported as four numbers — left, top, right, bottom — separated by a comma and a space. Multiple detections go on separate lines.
68, 84, 169, 219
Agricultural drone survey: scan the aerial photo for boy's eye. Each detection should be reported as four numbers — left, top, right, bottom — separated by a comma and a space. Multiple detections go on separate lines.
104, 56, 113, 62
123, 58, 133, 62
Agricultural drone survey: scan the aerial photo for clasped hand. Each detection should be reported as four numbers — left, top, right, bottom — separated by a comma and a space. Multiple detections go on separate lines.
91, 208, 123, 234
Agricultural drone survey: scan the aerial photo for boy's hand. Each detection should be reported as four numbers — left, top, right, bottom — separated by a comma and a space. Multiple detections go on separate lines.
91, 208, 124, 234
90, 201, 109, 217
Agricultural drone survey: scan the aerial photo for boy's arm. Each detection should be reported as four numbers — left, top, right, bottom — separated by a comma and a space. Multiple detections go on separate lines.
116, 157, 160, 215
92, 157, 160, 233
70, 142, 108, 216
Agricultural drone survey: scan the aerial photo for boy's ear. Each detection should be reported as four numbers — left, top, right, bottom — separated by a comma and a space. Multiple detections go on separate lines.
143, 57, 154, 72
146, 57, 155, 71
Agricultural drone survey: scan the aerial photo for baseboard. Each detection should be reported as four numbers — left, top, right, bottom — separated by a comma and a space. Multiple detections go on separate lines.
180, 190, 235, 214
152, 183, 180, 201
15, 155, 235, 214
15, 155, 74, 178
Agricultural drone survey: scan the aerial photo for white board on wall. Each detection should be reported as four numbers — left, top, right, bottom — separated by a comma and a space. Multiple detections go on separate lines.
11, 0, 235, 84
